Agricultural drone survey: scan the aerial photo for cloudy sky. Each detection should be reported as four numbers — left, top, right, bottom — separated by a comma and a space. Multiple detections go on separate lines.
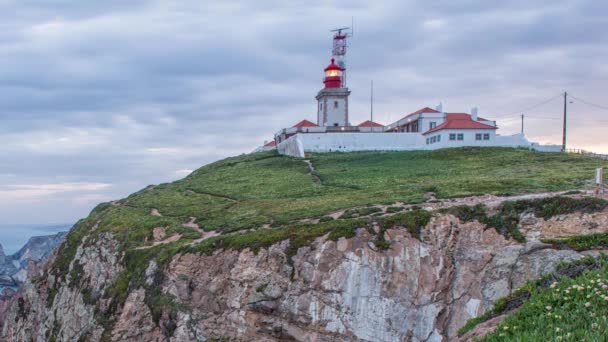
0, 0, 607, 227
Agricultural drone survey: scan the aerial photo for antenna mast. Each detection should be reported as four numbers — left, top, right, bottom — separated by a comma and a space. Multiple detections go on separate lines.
330, 26, 352, 87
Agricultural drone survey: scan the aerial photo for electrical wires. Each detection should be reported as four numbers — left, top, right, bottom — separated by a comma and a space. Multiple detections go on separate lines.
569, 94, 608, 112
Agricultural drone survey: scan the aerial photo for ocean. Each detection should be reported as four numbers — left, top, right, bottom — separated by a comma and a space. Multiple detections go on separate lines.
0, 223, 72, 255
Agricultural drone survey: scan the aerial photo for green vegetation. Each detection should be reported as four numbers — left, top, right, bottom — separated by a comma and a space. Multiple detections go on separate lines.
458, 255, 603, 337
440, 197, 608, 243
45, 148, 608, 339
182, 218, 368, 260
472, 255, 608, 341
88, 148, 605, 238
386, 206, 403, 214
339, 206, 382, 219
440, 204, 488, 223
543, 233, 608, 251
380, 209, 433, 239
501, 196, 608, 220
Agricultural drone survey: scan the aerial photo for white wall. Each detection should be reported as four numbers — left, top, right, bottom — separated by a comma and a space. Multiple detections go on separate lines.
530, 143, 562, 152
275, 131, 559, 158
418, 113, 446, 133
297, 133, 425, 153
424, 129, 497, 149
318, 96, 348, 127
277, 135, 305, 157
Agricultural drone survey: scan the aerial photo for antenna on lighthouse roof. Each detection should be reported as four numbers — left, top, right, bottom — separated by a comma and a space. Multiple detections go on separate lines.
330, 25, 353, 87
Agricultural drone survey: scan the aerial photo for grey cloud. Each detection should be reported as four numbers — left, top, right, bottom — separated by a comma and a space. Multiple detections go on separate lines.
0, 0, 607, 224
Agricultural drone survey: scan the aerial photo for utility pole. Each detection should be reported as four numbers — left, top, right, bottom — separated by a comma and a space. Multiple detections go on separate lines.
521, 113, 524, 135
562, 92, 568, 152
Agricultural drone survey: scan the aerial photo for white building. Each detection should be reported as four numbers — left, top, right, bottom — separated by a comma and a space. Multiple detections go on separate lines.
256, 33, 559, 157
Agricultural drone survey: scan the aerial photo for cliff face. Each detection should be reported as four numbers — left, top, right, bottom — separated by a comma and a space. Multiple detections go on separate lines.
2, 197, 607, 342
0, 232, 66, 328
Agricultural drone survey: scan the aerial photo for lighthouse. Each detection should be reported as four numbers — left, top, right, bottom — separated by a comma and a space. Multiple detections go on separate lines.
316, 59, 350, 127
316, 29, 352, 127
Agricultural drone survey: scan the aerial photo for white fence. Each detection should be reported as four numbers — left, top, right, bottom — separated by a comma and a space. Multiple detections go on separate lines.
566, 148, 608, 160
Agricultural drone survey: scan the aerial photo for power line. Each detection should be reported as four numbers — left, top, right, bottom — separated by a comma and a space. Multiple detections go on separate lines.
569, 94, 608, 111
492, 93, 564, 118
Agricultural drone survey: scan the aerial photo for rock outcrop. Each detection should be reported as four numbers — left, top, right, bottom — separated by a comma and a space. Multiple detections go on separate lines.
2, 200, 607, 341
0, 232, 66, 329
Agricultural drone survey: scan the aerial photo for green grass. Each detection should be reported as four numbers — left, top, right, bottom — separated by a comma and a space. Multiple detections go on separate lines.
475, 255, 608, 341
440, 198, 608, 243
380, 209, 433, 239
339, 206, 382, 219
44, 148, 608, 339
91, 148, 605, 237
181, 218, 368, 260
543, 233, 608, 251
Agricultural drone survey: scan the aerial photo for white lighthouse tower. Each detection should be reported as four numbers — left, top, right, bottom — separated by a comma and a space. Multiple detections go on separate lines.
316, 28, 351, 127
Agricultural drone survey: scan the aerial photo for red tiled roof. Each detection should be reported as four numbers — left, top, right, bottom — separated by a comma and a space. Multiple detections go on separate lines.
423, 117, 497, 135
447, 113, 491, 121
411, 107, 440, 115
396, 107, 441, 122
292, 119, 318, 128
263, 140, 276, 147
357, 120, 384, 127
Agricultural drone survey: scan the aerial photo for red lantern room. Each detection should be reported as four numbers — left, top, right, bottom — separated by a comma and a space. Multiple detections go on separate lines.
323, 58, 343, 88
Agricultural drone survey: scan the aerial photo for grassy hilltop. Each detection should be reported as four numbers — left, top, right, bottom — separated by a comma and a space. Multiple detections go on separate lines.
111, 147, 604, 235
46, 147, 608, 340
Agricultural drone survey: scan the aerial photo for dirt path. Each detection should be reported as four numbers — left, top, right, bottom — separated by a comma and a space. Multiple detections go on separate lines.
183, 217, 220, 244
135, 233, 182, 250
303, 159, 321, 184
320, 190, 591, 221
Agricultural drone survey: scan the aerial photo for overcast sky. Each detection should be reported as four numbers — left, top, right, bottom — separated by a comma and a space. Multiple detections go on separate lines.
0, 0, 607, 226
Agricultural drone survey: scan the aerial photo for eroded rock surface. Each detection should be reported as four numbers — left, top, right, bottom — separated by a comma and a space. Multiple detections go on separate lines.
2, 204, 607, 342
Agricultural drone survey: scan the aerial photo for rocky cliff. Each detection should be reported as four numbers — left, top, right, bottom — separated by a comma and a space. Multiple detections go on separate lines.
2, 192, 607, 341
0, 232, 66, 329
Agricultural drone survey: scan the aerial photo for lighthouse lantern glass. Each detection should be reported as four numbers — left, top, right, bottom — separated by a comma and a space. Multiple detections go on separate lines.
326, 69, 342, 77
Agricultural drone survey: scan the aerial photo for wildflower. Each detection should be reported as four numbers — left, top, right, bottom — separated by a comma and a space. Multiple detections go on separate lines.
591, 280, 596, 284
585, 302, 592, 308
592, 323, 598, 329
556, 327, 561, 332
550, 283, 558, 289
546, 305, 552, 311
503, 326, 509, 331
587, 294, 592, 299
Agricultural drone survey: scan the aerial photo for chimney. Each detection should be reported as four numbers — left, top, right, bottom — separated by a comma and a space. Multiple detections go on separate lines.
471, 107, 478, 121
436, 102, 443, 112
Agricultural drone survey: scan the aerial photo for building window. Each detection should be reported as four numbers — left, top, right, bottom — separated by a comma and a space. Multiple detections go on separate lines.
483, 133, 490, 140
457, 134, 464, 141
449, 133, 456, 141
334, 101, 339, 109
476, 133, 482, 140
430, 122, 437, 130
319, 103, 323, 111
437, 134, 441, 142
426, 138, 430, 145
